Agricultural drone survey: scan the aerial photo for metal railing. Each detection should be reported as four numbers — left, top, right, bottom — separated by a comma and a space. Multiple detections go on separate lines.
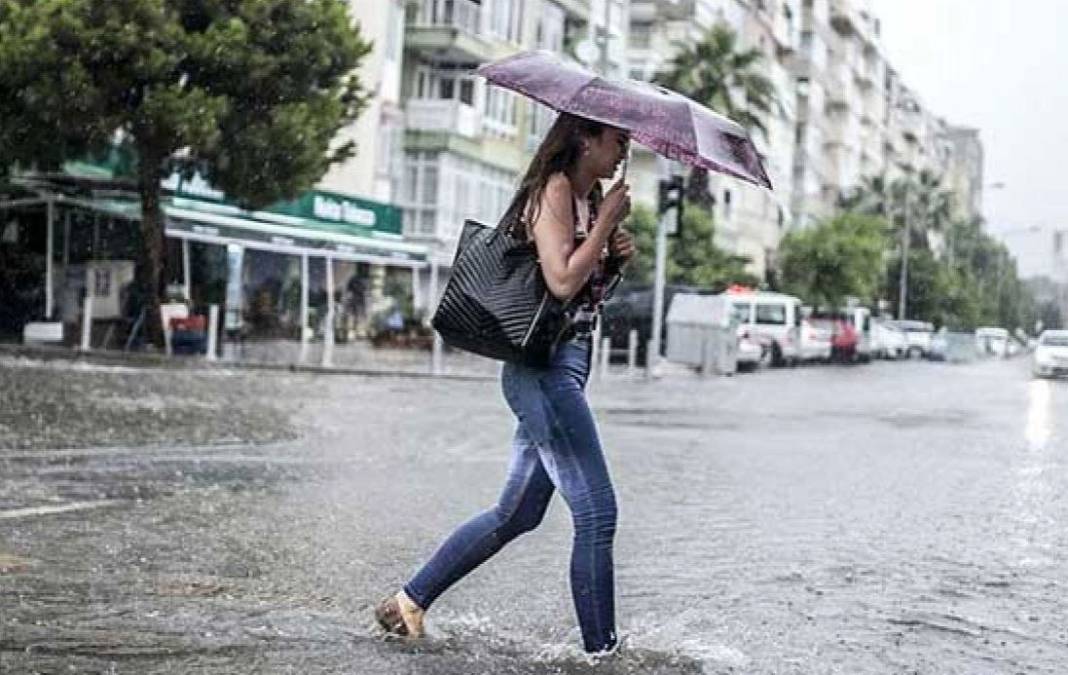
407, 0, 481, 35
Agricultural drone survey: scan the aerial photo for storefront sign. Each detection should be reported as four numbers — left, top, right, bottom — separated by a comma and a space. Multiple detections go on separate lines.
166, 217, 425, 264
163, 172, 403, 238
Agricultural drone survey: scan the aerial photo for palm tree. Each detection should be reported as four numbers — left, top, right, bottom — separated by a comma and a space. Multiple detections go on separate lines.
655, 24, 778, 208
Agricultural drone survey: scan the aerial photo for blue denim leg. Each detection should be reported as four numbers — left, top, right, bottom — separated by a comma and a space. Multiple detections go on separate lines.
404, 421, 555, 610
501, 340, 618, 653
404, 340, 618, 654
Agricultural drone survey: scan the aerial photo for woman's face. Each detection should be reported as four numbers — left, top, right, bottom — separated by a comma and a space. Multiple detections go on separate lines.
584, 127, 630, 179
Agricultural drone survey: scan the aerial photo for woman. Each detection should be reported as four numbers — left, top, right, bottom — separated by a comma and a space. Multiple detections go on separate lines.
376, 113, 636, 655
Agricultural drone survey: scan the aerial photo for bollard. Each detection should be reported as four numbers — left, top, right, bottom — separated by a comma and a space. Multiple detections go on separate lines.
206, 304, 219, 361
625, 330, 636, 374
591, 322, 602, 374
321, 307, 335, 368
600, 336, 611, 379
80, 294, 93, 351
431, 332, 443, 376
645, 338, 661, 379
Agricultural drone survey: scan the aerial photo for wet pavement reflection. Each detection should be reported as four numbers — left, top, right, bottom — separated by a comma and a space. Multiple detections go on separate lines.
1, 357, 1066, 673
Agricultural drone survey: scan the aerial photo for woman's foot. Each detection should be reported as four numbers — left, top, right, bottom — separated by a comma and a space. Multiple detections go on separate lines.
374, 590, 425, 638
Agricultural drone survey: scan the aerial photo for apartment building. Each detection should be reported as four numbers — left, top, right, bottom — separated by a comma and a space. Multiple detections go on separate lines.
399, 0, 629, 305
627, 0, 799, 279
942, 125, 985, 222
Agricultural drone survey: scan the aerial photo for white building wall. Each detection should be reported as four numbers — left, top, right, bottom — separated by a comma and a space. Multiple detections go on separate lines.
319, 0, 406, 204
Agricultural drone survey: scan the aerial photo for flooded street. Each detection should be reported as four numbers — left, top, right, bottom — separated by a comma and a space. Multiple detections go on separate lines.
2, 357, 1066, 674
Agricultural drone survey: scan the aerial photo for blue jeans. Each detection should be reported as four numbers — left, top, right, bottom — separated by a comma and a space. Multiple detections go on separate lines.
404, 338, 618, 653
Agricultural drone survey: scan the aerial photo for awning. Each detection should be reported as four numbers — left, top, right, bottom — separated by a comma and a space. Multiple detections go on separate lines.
165, 201, 428, 268
160, 172, 426, 267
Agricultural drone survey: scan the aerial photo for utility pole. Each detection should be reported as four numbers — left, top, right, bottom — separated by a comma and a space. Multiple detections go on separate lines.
898, 180, 911, 320
597, 0, 611, 76
649, 167, 684, 375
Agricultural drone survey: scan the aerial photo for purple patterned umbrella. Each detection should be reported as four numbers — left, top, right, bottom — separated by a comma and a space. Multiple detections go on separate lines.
477, 50, 772, 190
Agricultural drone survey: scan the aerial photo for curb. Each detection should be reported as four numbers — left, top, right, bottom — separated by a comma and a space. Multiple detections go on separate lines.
0, 343, 496, 383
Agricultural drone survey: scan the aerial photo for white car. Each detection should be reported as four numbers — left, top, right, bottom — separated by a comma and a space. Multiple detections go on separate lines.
892, 320, 934, 358
725, 290, 803, 366
976, 326, 1010, 358
871, 319, 907, 359
799, 318, 832, 362
1032, 330, 1068, 377
736, 333, 765, 370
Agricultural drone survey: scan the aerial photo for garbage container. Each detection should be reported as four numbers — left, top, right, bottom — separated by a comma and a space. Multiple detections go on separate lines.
665, 293, 737, 375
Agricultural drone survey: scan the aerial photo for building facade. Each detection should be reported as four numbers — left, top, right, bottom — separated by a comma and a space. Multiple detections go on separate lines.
398, 0, 629, 307
626, 0, 799, 280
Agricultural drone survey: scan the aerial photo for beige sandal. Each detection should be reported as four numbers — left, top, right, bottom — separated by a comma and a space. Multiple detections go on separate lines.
374, 594, 422, 637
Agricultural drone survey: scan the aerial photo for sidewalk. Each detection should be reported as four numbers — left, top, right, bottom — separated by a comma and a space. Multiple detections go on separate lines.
0, 340, 497, 382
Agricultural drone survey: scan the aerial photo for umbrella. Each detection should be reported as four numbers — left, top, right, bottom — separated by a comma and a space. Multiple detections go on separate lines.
476, 50, 772, 190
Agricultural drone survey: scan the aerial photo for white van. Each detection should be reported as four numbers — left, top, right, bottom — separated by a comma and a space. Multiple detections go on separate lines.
724, 290, 803, 366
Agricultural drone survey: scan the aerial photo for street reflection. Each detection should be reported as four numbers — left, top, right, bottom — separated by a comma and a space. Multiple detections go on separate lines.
1024, 379, 1052, 451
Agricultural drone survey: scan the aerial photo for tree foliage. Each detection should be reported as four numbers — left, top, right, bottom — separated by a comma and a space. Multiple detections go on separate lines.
842, 171, 1042, 331
778, 213, 887, 309
0, 0, 372, 343
623, 202, 757, 289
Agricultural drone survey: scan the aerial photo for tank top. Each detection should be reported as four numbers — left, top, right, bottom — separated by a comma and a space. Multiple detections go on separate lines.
570, 195, 611, 336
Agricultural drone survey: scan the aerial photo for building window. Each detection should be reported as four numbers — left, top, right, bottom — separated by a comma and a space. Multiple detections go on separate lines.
723, 189, 733, 220
484, 87, 518, 137
412, 65, 477, 105
403, 151, 441, 236
631, 22, 652, 49
536, 1, 565, 51
488, 0, 522, 43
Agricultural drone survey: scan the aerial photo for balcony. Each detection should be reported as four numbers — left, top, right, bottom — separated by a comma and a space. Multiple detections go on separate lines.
554, 0, 591, 22
829, 0, 857, 36
824, 64, 851, 109
406, 98, 482, 139
405, 0, 507, 62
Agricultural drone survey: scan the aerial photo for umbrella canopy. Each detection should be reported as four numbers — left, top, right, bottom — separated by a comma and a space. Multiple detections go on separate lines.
477, 50, 772, 190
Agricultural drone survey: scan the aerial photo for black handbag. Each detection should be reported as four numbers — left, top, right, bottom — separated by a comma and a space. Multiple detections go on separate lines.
432, 216, 574, 367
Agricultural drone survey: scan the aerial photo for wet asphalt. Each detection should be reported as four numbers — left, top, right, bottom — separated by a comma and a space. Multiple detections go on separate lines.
1, 355, 1066, 674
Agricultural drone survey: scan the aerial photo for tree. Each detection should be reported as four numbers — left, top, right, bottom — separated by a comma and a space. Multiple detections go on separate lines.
621, 202, 757, 289
655, 24, 777, 207
778, 213, 887, 309
669, 204, 758, 288
0, 0, 371, 345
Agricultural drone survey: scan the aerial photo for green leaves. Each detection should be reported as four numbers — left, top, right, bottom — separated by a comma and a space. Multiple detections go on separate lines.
778, 213, 887, 309
0, 0, 371, 204
623, 203, 757, 289
655, 24, 777, 139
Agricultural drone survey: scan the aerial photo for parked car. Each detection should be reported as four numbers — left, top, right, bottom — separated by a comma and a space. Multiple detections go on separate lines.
798, 317, 833, 363
976, 326, 1010, 358
928, 327, 949, 361
842, 306, 873, 362
724, 289, 803, 366
871, 319, 907, 359
808, 312, 858, 363
602, 283, 714, 366
736, 333, 765, 370
891, 320, 934, 358
1032, 329, 1068, 377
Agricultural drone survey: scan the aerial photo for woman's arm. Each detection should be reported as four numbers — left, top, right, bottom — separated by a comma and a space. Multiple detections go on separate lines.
531, 174, 629, 301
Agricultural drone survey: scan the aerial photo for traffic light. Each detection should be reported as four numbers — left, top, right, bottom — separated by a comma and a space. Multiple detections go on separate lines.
658, 175, 684, 236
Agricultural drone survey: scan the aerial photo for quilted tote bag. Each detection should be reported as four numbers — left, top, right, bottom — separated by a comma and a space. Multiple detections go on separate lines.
431, 216, 573, 367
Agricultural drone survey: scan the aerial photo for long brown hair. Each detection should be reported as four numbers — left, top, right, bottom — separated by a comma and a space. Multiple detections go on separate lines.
501, 112, 607, 240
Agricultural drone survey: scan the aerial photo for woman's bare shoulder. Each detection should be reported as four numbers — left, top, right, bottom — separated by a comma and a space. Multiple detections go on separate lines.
537, 173, 574, 222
